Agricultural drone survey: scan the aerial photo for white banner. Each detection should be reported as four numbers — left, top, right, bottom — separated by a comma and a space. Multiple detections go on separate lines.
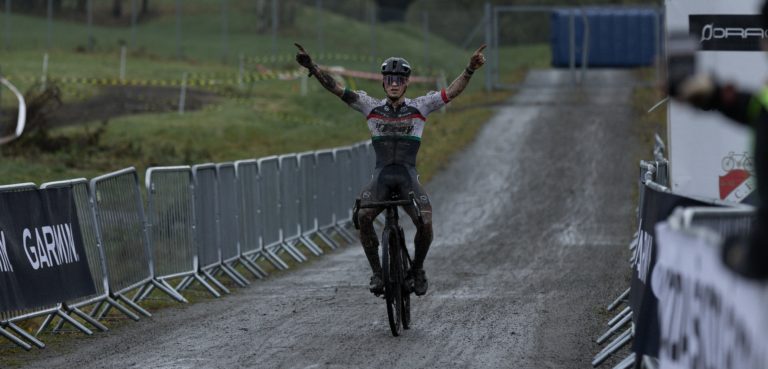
652, 223, 768, 369
666, 0, 759, 203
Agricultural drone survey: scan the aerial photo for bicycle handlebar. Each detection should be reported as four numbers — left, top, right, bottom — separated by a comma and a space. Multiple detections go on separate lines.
359, 199, 413, 209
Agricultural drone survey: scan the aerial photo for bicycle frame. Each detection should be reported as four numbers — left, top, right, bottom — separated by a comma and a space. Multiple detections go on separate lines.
352, 192, 422, 336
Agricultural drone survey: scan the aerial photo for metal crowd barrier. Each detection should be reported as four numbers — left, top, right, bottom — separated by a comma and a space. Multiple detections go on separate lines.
315, 150, 343, 245
332, 147, 357, 243
35, 179, 110, 342
297, 151, 335, 251
143, 167, 220, 299
191, 164, 233, 294
280, 154, 322, 258
90, 167, 186, 322
258, 155, 297, 267
0, 140, 374, 349
215, 163, 251, 286
678, 206, 755, 237
595, 157, 665, 369
234, 159, 272, 275
0, 183, 56, 350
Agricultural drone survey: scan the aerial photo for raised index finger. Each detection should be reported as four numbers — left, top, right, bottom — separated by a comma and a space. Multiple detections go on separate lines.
474, 44, 487, 55
294, 43, 307, 53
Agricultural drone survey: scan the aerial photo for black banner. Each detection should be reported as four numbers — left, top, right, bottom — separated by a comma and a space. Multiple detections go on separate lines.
689, 15, 767, 51
629, 184, 712, 357
0, 187, 96, 313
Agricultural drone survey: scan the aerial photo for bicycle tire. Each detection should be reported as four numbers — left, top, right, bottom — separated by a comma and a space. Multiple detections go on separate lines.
381, 227, 402, 336
399, 227, 411, 330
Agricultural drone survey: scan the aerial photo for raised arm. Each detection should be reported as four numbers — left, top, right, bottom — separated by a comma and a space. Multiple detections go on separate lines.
295, 43, 359, 102
445, 44, 487, 100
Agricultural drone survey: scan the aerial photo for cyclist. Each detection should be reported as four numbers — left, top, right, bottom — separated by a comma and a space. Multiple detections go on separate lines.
668, 1, 768, 279
295, 42, 486, 295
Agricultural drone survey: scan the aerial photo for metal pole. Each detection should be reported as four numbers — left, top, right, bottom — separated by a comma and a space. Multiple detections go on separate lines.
484, 2, 492, 91
580, 8, 589, 85
120, 45, 127, 81
46, 0, 52, 51
221, 0, 229, 63
176, 0, 182, 59
41, 52, 49, 90
3, 0, 10, 51
316, 0, 324, 56
370, 4, 376, 69
492, 8, 499, 88
130, 0, 138, 48
238, 53, 244, 88
271, 0, 277, 57
179, 72, 187, 115
87, 0, 94, 51
654, 9, 662, 87
423, 11, 429, 73
569, 11, 576, 85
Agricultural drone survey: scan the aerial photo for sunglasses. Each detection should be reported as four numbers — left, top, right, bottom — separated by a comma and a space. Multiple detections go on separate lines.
383, 75, 408, 86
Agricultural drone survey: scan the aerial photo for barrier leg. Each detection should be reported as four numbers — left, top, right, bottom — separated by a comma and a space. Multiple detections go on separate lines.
54, 309, 93, 335
221, 263, 249, 287
316, 231, 340, 250
300, 235, 324, 256
6, 322, 45, 349
608, 307, 631, 327
68, 306, 109, 332
152, 279, 189, 303
175, 276, 194, 292
36, 313, 56, 336
607, 288, 630, 311
192, 273, 222, 298
592, 328, 633, 367
0, 326, 32, 351
265, 249, 290, 270
598, 312, 632, 344
134, 283, 155, 303
240, 256, 267, 279
334, 224, 356, 243
114, 293, 151, 318
612, 353, 636, 369
88, 300, 107, 319
203, 269, 230, 294
281, 242, 308, 263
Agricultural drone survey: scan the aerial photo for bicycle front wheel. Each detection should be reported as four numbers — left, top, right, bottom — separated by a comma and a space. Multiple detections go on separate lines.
399, 227, 411, 330
381, 226, 402, 337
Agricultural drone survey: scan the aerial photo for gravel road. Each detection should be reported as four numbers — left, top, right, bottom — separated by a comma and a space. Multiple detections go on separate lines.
6, 69, 641, 369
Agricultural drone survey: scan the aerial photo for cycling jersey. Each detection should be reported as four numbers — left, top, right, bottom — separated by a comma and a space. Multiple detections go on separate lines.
342, 88, 450, 167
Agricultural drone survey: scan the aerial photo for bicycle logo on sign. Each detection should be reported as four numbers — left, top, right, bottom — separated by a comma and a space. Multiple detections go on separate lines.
721, 151, 754, 173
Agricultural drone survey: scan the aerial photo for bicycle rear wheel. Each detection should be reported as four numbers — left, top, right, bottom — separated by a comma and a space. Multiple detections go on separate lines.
381, 226, 402, 337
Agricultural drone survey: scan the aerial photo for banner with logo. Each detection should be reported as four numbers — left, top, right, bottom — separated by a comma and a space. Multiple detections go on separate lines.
630, 184, 711, 357
666, 0, 762, 204
653, 223, 768, 369
0, 187, 96, 313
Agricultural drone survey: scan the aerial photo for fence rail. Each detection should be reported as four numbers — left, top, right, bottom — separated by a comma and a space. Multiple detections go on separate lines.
592, 138, 758, 369
0, 140, 372, 350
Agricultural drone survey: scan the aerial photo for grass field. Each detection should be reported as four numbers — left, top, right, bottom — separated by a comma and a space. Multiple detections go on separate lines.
0, 2, 551, 186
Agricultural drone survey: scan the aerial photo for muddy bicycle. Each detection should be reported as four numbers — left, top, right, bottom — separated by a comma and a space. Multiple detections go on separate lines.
353, 192, 423, 337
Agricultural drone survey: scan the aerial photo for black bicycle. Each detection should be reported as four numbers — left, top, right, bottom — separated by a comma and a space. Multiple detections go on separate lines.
353, 192, 423, 336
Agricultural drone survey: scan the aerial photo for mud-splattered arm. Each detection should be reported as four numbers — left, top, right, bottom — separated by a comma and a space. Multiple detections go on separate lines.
446, 44, 487, 100
295, 43, 358, 103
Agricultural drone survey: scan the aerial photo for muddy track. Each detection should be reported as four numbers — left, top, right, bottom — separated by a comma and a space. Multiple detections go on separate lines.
4, 69, 640, 369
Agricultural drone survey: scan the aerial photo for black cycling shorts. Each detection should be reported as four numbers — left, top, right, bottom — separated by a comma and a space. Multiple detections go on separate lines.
359, 164, 430, 206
